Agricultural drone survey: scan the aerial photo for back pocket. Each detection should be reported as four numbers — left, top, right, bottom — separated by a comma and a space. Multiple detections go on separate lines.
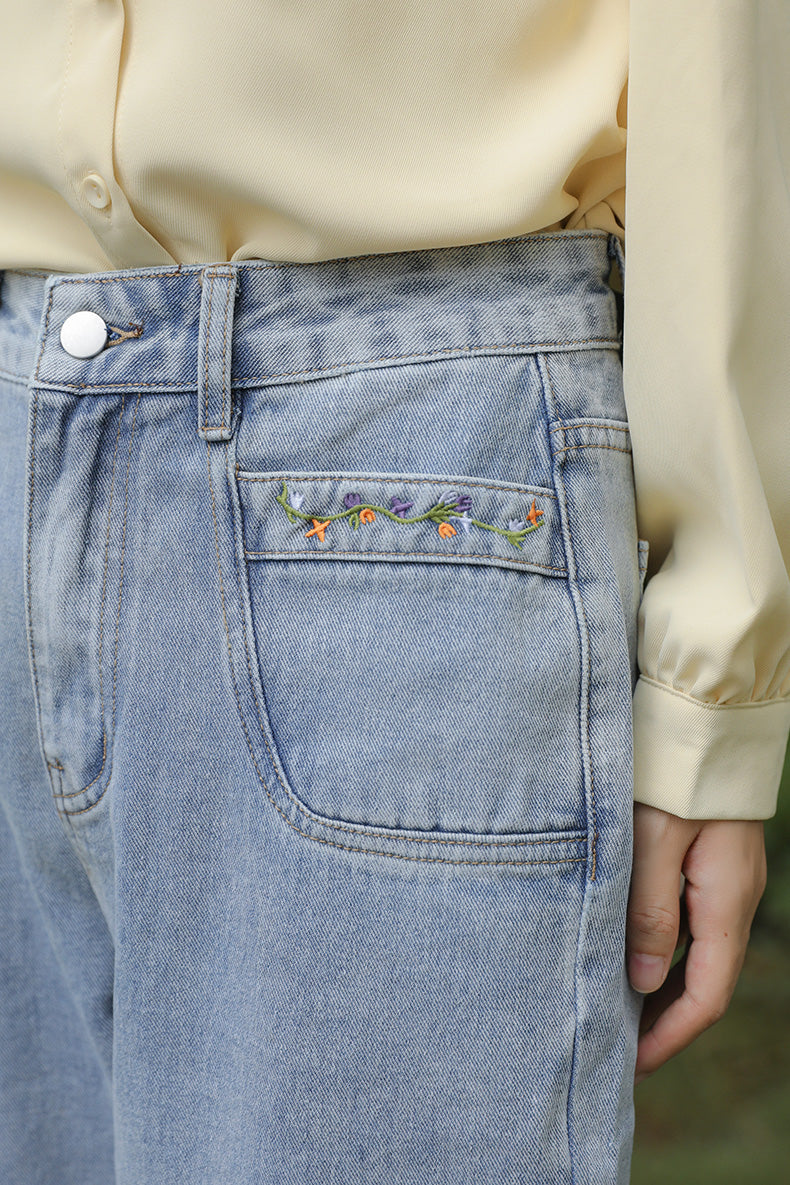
231, 463, 587, 846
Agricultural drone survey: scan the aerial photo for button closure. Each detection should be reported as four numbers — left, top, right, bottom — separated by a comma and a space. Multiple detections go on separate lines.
60, 311, 109, 359
80, 172, 111, 210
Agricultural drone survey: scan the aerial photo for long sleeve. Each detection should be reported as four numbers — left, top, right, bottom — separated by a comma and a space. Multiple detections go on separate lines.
624, 1, 790, 819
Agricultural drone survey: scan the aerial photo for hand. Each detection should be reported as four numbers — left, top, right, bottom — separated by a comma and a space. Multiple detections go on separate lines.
626, 802, 767, 1085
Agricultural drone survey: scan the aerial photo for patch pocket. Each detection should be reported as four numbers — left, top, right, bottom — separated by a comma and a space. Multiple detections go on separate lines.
230, 465, 589, 857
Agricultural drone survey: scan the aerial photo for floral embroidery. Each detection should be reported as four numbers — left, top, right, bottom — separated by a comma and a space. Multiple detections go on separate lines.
304, 518, 331, 541
277, 480, 545, 551
390, 496, 414, 518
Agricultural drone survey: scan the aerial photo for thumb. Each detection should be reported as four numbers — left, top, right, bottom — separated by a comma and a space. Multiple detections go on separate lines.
627, 806, 697, 993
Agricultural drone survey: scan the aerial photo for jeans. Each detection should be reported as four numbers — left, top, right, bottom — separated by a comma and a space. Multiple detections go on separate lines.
0, 229, 647, 1184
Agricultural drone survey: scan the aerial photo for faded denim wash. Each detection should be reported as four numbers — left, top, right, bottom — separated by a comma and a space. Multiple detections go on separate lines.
0, 229, 648, 1184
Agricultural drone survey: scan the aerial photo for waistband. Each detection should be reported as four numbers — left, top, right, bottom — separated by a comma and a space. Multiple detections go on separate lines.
0, 230, 624, 401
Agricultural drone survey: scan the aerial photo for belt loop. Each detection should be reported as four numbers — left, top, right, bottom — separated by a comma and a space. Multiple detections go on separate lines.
197, 266, 238, 442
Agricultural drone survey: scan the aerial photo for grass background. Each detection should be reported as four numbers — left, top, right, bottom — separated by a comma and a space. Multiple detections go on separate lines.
631, 739, 790, 1181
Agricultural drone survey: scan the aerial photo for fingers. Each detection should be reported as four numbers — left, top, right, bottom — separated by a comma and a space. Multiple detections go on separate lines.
637, 945, 688, 1037
631, 816, 767, 1085
634, 910, 746, 1082
627, 805, 700, 993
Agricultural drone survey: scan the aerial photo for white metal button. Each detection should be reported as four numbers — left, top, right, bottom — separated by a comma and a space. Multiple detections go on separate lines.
80, 172, 111, 210
59, 311, 109, 359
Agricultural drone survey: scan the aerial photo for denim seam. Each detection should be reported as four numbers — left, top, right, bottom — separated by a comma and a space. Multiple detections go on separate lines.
554, 443, 632, 457
237, 470, 557, 494
210, 440, 586, 863
535, 353, 598, 879
74, 397, 126, 797
228, 338, 619, 384
55, 393, 142, 810
535, 349, 596, 1185
0, 368, 34, 387
24, 390, 45, 772
243, 549, 564, 574
549, 422, 630, 434
32, 337, 621, 394
203, 268, 217, 430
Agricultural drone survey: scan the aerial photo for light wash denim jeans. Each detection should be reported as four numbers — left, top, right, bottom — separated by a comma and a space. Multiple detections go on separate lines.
0, 229, 648, 1184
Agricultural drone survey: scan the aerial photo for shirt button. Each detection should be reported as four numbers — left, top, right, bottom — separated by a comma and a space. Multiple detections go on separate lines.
80, 172, 112, 210
60, 311, 109, 359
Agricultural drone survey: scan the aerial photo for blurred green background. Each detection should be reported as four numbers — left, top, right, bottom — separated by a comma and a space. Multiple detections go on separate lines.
631, 739, 790, 1182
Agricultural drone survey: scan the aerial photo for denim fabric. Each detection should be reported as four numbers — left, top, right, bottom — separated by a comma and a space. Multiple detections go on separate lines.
0, 229, 646, 1184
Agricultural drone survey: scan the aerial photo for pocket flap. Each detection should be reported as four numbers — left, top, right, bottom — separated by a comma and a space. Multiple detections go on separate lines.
237, 470, 568, 576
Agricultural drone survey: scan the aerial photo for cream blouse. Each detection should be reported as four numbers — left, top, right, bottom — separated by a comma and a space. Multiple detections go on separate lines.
1, 1, 788, 819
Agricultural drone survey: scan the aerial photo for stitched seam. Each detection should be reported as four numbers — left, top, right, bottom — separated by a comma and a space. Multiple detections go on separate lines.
36, 336, 621, 393
25, 388, 44, 768
231, 337, 618, 383
237, 472, 557, 498
33, 285, 55, 382
79, 396, 125, 793
211, 442, 584, 861
58, 393, 141, 803
220, 275, 232, 430
243, 548, 565, 572
637, 674, 790, 709
540, 354, 563, 445
537, 351, 597, 880
554, 443, 631, 456
574, 587, 598, 882
549, 422, 630, 434
24, 290, 60, 766
203, 271, 215, 431
0, 368, 33, 387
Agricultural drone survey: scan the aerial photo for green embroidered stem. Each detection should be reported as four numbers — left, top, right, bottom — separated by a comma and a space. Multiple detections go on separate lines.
276, 481, 543, 550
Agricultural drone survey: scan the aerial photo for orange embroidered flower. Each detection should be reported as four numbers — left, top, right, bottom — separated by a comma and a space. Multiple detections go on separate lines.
305, 518, 331, 541
526, 499, 544, 527
359, 508, 376, 524
438, 521, 456, 539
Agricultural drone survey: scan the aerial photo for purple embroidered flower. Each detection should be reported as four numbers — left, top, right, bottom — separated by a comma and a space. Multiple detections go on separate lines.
437, 491, 472, 513
390, 496, 414, 518
343, 491, 362, 509
509, 518, 526, 531
288, 491, 305, 510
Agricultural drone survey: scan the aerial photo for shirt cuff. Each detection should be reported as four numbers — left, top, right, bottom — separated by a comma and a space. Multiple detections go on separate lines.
632, 675, 790, 820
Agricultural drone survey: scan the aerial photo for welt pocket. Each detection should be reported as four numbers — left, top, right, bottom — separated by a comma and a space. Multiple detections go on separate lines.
236, 468, 568, 578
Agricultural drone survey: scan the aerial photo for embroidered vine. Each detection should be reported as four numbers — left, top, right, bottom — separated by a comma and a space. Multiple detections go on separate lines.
275, 481, 544, 551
